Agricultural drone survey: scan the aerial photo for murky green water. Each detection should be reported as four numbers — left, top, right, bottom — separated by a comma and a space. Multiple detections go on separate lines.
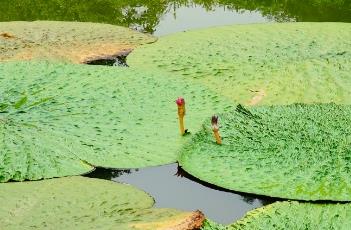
0, 0, 350, 35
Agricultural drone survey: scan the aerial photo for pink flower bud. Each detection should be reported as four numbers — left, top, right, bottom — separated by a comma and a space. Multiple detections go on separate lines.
176, 97, 185, 106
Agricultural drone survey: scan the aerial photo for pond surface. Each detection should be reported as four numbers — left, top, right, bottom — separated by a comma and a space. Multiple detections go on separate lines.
0, 0, 350, 36
86, 163, 277, 225
153, 4, 270, 36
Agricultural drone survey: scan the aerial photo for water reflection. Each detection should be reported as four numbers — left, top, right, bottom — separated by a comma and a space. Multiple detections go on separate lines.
86, 163, 277, 224
154, 4, 269, 36
0, 0, 350, 35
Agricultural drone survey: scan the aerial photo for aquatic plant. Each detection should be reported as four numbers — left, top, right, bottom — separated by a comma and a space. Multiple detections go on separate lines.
0, 0, 170, 33
176, 97, 187, 135
211, 115, 221, 145
0, 176, 205, 229
0, 61, 233, 182
0, 21, 156, 63
129, 23, 351, 105
201, 201, 351, 230
179, 104, 351, 200
0, 0, 350, 34
194, 0, 351, 22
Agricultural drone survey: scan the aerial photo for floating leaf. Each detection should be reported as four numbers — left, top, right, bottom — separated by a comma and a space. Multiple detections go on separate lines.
0, 21, 156, 63
201, 220, 227, 230
202, 202, 351, 230
0, 176, 205, 229
179, 104, 351, 201
0, 61, 233, 182
129, 23, 351, 105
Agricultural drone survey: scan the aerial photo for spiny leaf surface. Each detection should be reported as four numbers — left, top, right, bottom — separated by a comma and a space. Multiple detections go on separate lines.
201, 202, 351, 230
0, 176, 202, 230
0, 61, 233, 182
180, 104, 351, 201
128, 23, 351, 105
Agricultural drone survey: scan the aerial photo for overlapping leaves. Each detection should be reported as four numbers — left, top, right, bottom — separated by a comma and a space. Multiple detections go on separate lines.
129, 23, 351, 105
0, 61, 232, 182
0, 176, 204, 229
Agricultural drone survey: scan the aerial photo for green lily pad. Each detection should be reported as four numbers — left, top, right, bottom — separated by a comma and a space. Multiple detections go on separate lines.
0, 21, 156, 63
202, 201, 351, 230
0, 176, 205, 230
128, 23, 351, 105
0, 61, 232, 182
201, 220, 227, 230
179, 104, 351, 201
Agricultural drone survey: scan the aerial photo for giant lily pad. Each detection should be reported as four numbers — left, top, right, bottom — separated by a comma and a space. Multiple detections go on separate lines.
0, 21, 156, 63
0, 61, 232, 182
179, 104, 351, 201
128, 23, 351, 105
201, 201, 351, 230
0, 176, 205, 229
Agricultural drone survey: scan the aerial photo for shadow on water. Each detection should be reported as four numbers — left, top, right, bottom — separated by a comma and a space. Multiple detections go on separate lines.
85, 55, 129, 67
86, 163, 278, 225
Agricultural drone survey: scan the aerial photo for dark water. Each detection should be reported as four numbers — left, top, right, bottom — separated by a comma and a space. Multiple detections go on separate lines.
86, 163, 277, 224
0, 0, 350, 36
85, 55, 129, 67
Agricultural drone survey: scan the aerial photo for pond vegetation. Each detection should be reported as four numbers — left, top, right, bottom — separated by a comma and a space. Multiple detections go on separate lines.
0, 177, 205, 229
0, 21, 155, 63
202, 201, 351, 229
128, 22, 351, 105
0, 0, 351, 229
0, 0, 350, 34
87, 163, 277, 224
0, 61, 233, 182
180, 104, 351, 201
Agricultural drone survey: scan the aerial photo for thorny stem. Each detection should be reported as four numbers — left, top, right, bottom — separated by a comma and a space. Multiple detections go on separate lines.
211, 115, 222, 145
176, 97, 186, 135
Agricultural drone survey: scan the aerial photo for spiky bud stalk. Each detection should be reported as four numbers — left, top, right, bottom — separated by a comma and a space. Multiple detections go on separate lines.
176, 97, 186, 135
211, 115, 222, 145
